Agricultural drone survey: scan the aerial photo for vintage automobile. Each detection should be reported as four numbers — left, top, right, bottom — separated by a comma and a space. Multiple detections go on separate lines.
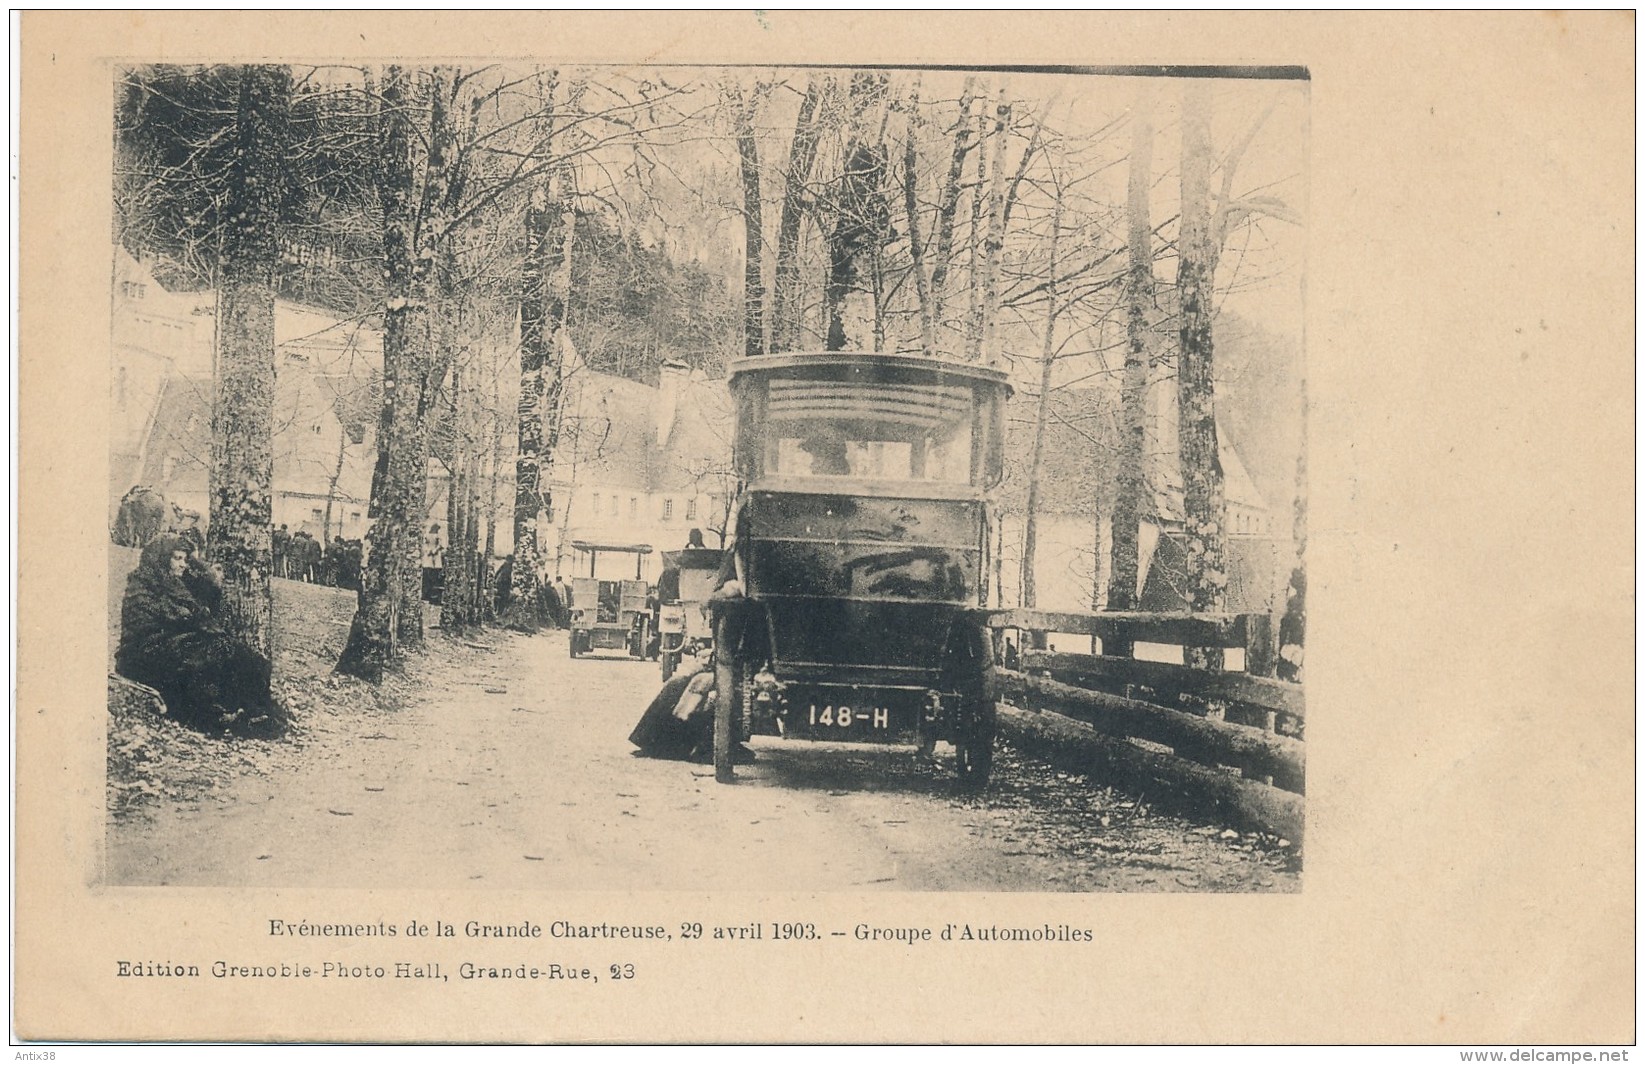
567, 540, 653, 660
656, 547, 725, 682
710, 351, 1010, 787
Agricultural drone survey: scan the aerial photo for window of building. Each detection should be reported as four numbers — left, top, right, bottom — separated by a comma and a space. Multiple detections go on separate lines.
628, 497, 637, 518
311, 508, 323, 522
610, 495, 619, 517
592, 492, 601, 516
122, 281, 146, 301
351, 510, 362, 524
686, 497, 698, 521
662, 498, 674, 521
116, 367, 127, 410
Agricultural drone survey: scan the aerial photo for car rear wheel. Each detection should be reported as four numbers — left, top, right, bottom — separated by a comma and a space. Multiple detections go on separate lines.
954, 698, 996, 789
712, 614, 741, 784
950, 625, 997, 790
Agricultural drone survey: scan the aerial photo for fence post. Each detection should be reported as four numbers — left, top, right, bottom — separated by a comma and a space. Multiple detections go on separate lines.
1105, 619, 1134, 662
1243, 613, 1279, 739
1244, 613, 1277, 678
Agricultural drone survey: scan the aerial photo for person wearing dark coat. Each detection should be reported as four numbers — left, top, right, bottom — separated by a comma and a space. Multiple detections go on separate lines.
628, 668, 716, 760
115, 536, 284, 737
494, 555, 514, 614
540, 580, 565, 629
289, 531, 309, 581
339, 538, 363, 590
627, 664, 755, 763
272, 524, 290, 579
291, 531, 321, 582
304, 533, 323, 583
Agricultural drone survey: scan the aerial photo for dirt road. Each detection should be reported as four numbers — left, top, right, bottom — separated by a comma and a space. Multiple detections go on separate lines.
106, 624, 1297, 892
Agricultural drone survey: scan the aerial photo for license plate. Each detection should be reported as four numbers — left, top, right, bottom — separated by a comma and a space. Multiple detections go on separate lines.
804, 704, 893, 730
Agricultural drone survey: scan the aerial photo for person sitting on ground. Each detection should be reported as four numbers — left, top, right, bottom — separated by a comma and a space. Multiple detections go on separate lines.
627, 660, 755, 764
631, 513, 757, 766
115, 535, 285, 738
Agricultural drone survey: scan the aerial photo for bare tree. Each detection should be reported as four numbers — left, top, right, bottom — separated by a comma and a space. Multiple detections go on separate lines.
824, 73, 892, 351
395, 66, 459, 650
1278, 376, 1306, 683
208, 64, 291, 659
1176, 82, 1227, 669
730, 83, 768, 357
1017, 156, 1064, 619
1107, 85, 1155, 620
337, 64, 423, 681
901, 78, 938, 357
770, 76, 824, 353
926, 76, 976, 348
509, 163, 563, 630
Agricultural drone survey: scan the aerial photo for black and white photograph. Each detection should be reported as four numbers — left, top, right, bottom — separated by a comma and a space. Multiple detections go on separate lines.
18, 9, 1633, 1048
103, 58, 1308, 892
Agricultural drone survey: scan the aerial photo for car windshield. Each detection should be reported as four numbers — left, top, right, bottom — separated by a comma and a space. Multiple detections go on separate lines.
763, 376, 976, 483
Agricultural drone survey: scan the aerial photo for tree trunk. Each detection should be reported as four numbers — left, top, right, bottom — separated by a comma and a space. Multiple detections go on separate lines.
322, 426, 348, 547
395, 67, 457, 651
481, 363, 502, 624
510, 179, 553, 632
980, 97, 1048, 365
1176, 83, 1227, 671
824, 73, 890, 352
1278, 374, 1307, 683
207, 64, 289, 660
928, 77, 976, 343
1018, 170, 1062, 626
1108, 86, 1155, 619
902, 78, 937, 357
440, 360, 470, 635
732, 85, 766, 358
509, 161, 575, 629
337, 64, 421, 681
464, 442, 484, 626
771, 77, 823, 353
964, 96, 991, 362
967, 91, 1012, 362
538, 167, 577, 570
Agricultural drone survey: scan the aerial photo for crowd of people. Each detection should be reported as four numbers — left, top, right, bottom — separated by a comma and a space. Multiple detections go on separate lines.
272, 525, 363, 590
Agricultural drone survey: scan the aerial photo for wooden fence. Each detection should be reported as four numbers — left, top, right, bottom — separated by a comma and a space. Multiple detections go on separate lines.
988, 608, 1305, 841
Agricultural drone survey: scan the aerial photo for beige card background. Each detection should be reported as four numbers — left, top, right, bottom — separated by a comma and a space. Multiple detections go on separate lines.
15, 10, 1635, 1044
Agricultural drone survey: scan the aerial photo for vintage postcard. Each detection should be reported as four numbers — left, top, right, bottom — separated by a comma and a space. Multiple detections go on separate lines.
15, 10, 1634, 1045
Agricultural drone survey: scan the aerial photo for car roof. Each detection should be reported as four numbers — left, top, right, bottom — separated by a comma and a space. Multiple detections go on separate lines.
727, 351, 1012, 390
568, 540, 654, 554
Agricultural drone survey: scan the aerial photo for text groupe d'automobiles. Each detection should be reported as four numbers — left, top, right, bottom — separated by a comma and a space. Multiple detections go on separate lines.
116, 920, 668, 981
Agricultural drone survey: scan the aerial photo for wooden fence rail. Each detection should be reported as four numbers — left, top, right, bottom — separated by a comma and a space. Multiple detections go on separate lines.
985, 607, 1306, 839
996, 670, 1305, 792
